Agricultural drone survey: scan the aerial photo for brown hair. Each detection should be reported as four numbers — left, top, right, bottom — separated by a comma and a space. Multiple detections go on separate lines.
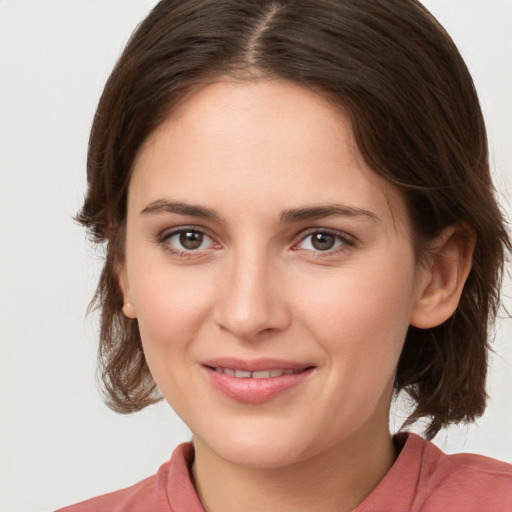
78, 0, 510, 438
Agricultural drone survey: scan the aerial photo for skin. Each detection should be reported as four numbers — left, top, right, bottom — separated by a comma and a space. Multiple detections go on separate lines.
119, 79, 473, 512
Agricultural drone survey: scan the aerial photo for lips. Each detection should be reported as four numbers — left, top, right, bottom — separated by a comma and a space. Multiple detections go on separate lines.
202, 358, 314, 403
212, 367, 302, 378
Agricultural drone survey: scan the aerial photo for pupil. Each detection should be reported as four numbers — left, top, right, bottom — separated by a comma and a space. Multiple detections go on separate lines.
312, 233, 335, 251
180, 231, 203, 250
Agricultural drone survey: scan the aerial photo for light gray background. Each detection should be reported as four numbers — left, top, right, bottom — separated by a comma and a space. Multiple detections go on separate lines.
0, 1, 510, 511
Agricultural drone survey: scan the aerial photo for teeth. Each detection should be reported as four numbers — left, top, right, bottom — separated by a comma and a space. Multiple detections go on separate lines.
252, 370, 271, 378
214, 367, 301, 379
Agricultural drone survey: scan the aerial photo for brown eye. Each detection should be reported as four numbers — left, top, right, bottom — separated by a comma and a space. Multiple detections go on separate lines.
179, 231, 204, 250
162, 228, 217, 256
311, 232, 336, 251
296, 231, 351, 253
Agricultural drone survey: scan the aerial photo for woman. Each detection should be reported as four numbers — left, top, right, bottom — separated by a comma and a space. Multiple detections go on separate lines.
58, 0, 511, 510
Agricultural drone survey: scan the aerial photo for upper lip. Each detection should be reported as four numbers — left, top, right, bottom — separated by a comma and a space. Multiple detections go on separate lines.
201, 358, 313, 372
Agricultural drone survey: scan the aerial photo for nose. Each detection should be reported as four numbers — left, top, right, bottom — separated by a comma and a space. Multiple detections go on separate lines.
213, 249, 291, 340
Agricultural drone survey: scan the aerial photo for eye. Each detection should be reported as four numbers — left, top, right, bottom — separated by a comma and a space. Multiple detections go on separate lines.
162, 228, 216, 253
296, 230, 353, 252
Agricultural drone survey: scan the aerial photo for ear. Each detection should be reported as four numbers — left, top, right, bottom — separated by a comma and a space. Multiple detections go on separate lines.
116, 261, 137, 319
410, 224, 475, 329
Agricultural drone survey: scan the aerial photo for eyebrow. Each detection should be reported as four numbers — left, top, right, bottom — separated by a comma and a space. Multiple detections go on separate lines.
140, 200, 379, 224
140, 200, 222, 222
280, 204, 380, 223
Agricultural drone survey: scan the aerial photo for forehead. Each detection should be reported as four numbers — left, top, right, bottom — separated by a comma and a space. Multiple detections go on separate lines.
137, 78, 353, 166
130, 79, 409, 230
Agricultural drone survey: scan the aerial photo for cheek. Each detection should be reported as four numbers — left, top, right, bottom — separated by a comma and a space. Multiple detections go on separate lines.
297, 255, 416, 367
131, 269, 217, 413
131, 267, 216, 355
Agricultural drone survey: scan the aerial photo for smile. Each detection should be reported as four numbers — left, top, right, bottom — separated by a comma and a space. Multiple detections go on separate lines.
203, 362, 314, 403
212, 367, 301, 378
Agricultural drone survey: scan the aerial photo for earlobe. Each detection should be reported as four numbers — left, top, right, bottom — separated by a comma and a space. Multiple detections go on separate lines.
116, 262, 137, 319
122, 302, 137, 319
410, 224, 475, 329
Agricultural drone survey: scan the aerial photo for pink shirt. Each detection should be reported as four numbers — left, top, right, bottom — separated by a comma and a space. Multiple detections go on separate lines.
56, 433, 512, 511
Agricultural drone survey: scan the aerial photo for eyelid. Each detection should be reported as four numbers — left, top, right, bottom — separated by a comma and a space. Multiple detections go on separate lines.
155, 225, 356, 258
157, 225, 220, 254
292, 228, 356, 253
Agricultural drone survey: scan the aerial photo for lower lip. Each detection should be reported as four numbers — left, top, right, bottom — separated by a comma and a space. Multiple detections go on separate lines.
202, 366, 314, 403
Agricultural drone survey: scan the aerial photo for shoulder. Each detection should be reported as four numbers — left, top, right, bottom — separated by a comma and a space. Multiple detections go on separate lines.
55, 443, 198, 512
55, 467, 170, 512
414, 434, 512, 512
355, 433, 512, 512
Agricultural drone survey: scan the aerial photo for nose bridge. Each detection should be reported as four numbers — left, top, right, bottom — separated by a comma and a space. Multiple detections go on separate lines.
214, 243, 289, 338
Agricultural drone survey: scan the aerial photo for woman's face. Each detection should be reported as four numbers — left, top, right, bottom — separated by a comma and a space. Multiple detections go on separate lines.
121, 79, 428, 468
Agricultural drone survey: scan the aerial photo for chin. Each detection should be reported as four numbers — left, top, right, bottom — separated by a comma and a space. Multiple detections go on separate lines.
219, 442, 303, 469
195, 423, 320, 470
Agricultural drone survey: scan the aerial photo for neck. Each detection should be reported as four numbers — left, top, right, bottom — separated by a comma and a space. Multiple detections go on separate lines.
191, 424, 396, 512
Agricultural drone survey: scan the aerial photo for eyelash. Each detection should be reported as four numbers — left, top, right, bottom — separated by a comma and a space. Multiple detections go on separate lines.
157, 226, 356, 258
157, 227, 218, 257
293, 229, 356, 257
